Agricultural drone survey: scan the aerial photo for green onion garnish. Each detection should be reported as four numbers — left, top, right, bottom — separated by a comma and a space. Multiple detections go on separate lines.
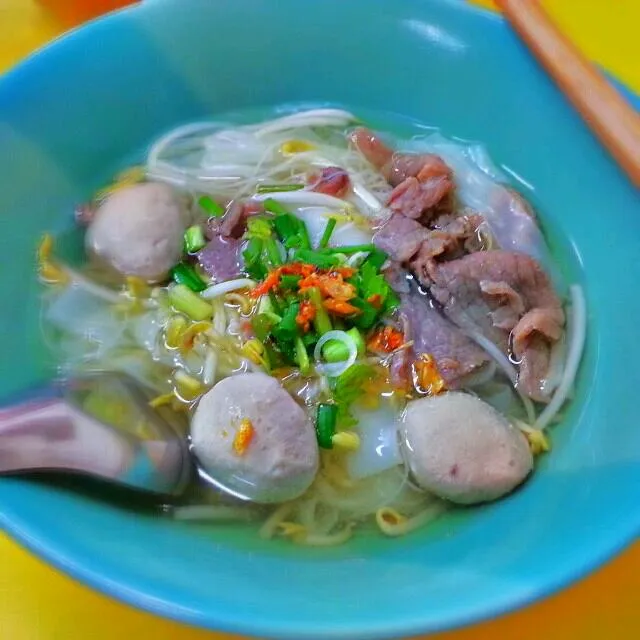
265, 198, 311, 250
321, 244, 376, 255
251, 313, 277, 342
319, 217, 337, 249
349, 297, 378, 330
264, 237, 283, 267
242, 238, 266, 280
295, 335, 311, 375
256, 184, 304, 194
322, 339, 350, 363
280, 274, 301, 290
315, 403, 338, 449
183, 225, 206, 253
246, 217, 274, 240
171, 262, 207, 292
168, 284, 212, 321
198, 195, 225, 217
361, 247, 388, 271
346, 327, 365, 356
307, 287, 332, 336
263, 197, 290, 217
293, 249, 341, 268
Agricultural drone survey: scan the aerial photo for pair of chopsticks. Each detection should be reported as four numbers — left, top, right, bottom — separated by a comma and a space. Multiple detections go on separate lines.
495, 0, 640, 188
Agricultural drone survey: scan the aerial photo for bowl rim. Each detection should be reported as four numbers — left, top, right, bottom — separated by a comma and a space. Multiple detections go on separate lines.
1, 1, 640, 639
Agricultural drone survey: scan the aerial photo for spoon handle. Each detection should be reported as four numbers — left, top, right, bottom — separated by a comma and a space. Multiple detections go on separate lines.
495, 0, 640, 188
0, 395, 132, 476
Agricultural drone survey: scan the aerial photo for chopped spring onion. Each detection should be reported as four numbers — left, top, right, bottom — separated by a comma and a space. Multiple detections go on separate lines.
307, 287, 332, 335
273, 302, 300, 341
361, 247, 388, 271
347, 327, 365, 356
295, 335, 311, 375
168, 284, 213, 321
349, 297, 379, 330
280, 274, 301, 290
201, 278, 255, 299
246, 217, 274, 240
171, 262, 207, 292
293, 249, 340, 268
264, 237, 283, 267
315, 403, 338, 449
242, 238, 266, 280
264, 198, 312, 250
184, 225, 206, 253
256, 183, 304, 194
252, 313, 278, 342
199, 195, 225, 217
263, 197, 290, 217
321, 244, 376, 255
319, 218, 337, 249
314, 330, 358, 377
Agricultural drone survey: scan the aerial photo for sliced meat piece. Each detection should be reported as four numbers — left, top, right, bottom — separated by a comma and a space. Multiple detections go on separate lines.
349, 127, 394, 171
197, 234, 243, 282
350, 127, 453, 188
207, 200, 262, 240
309, 166, 350, 197
401, 392, 533, 505
409, 214, 485, 272
397, 292, 490, 389
387, 175, 454, 222
373, 214, 427, 262
421, 250, 564, 401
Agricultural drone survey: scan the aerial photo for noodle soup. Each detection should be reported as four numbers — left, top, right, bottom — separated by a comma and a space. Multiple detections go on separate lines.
38, 107, 585, 546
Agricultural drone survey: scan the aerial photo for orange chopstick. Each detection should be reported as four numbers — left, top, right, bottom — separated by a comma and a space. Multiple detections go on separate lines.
495, 0, 640, 188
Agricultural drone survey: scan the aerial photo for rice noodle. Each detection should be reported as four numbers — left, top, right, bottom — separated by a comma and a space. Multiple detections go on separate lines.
251, 190, 350, 210
201, 278, 255, 299
251, 109, 356, 137
535, 285, 586, 430
464, 328, 535, 422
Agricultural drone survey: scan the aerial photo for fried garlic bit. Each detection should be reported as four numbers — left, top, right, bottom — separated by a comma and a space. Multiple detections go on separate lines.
412, 353, 447, 396
233, 418, 255, 456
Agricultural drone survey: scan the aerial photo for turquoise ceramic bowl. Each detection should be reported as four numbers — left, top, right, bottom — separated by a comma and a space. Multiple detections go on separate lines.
1, 1, 639, 638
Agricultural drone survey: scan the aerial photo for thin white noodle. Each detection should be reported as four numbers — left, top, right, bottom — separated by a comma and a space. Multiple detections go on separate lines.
465, 328, 535, 422
147, 122, 222, 170
297, 524, 354, 547
203, 348, 217, 386
259, 503, 295, 539
376, 502, 447, 537
535, 285, 586, 430
351, 182, 384, 213
201, 279, 256, 299
252, 109, 356, 138
251, 190, 349, 210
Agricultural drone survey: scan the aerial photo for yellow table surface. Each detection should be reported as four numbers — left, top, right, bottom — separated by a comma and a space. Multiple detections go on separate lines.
1, 1, 639, 639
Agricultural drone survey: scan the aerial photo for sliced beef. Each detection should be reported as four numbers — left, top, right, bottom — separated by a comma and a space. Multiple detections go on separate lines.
197, 234, 243, 282
350, 127, 452, 185
309, 166, 350, 197
391, 291, 490, 390
374, 212, 484, 266
387, 175, 453, 222
420, 250, 564, 401
374, 215, 428, 262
